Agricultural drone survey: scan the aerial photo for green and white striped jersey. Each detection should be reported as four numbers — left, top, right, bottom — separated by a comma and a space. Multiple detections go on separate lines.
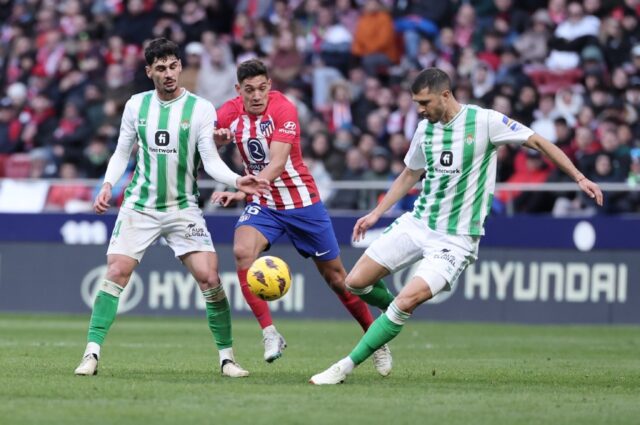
107, 89, 231, 212
405, 105, 534, 236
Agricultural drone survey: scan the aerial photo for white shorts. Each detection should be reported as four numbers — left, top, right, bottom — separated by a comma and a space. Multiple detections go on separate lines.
107, 206, 215, 262
365, 213, 479, 296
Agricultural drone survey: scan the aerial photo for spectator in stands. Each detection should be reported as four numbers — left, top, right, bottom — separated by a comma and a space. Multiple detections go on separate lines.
197, 44, 237, 108
180, 41, 203, 93
269, 29, 303, 92
45, 159, 92, 211
351, 0, 399, 76
324, 80, 354, 133
329, 147, 367, 210
514, 9, 553, 64
0, 98, 23, 154
386, 91, 418, 141
546, 1, 600, 70
362, 146, 393, 208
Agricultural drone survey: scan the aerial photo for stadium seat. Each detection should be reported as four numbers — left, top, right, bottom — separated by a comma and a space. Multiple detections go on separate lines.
525, 67, 584, 95
4, 153, 32, 178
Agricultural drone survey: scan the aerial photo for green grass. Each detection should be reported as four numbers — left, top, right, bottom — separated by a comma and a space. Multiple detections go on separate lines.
0, 314, 638, 425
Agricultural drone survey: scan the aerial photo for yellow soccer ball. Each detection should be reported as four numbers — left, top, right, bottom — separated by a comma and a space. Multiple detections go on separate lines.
247, 256, 292, 301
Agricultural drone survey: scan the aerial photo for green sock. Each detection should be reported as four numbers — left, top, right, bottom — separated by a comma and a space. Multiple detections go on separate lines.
203, 287, 233, 349
87, 280, 123, 345
354, 279, 395, 310
348, 301, 410, 365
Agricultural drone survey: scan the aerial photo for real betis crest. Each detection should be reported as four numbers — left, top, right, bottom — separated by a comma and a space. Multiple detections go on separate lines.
180, 120, 190, 130
465, 133, 474, 144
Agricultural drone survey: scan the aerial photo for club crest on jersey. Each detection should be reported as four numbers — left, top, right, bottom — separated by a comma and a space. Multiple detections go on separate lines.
465, 134, 474, 144
180, 120, 190, 131
260, 120, 274, 137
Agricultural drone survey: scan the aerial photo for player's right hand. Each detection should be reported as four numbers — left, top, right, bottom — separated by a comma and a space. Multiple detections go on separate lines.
93, 183, 112, 214
211, 191, 246, 207
213, 128, 233, 146
352, 211, 381, 242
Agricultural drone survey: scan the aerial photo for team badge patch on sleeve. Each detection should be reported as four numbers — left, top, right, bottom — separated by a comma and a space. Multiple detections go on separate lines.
502, 115, 522, 131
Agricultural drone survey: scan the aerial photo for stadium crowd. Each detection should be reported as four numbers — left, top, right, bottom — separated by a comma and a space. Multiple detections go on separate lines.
0, 0, 639, 214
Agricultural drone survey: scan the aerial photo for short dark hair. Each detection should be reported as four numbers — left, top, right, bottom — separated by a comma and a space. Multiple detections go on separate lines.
144, 38, 180, 66
410, 68, 451, 95
237, 59, 269, 83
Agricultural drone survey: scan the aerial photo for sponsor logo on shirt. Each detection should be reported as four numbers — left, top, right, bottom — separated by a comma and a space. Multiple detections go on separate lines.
502, 115, 522, 131
278, 121, 297, 135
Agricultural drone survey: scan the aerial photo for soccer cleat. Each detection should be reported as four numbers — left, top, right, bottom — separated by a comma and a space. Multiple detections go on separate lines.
263, 330, 287, 363
220, 359, 249, 378
74, 353, 98, 376
372, 344, 392, 376
309, 363, 347, 385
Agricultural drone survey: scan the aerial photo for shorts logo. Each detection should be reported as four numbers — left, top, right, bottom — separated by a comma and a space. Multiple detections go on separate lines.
155, 130, 170, 146
247, 138, 266, 162
260, 120, 274, 137
440, 151, 453, 166
433, 248, 456, 269
185, 223, 207, 239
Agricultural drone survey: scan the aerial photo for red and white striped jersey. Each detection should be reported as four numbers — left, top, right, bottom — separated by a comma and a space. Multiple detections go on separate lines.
216, 91, 320, 210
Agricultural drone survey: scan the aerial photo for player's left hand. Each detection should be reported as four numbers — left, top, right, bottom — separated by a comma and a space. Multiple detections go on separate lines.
211, 191, 245, 207
578, 178, 604, 206
236, 175, 270, 196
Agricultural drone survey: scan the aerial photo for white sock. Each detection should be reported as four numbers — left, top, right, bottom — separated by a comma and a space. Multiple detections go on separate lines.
84, 342, 101, 359
219, 347, 234, 365
336, 356, 355, 374
262, 325, 277, 336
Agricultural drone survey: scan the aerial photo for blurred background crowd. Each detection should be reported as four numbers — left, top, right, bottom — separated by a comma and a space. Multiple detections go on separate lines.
0, 0, 639, 214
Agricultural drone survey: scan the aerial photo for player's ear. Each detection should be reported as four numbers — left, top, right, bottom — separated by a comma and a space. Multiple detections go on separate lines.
145, 65, 151, 79
267, 79, 272, 90
235, 83, 241, 95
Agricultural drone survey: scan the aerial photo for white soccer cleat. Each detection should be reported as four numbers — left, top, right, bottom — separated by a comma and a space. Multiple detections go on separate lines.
74, 353, 98, 376
220, 359, 249, 378
263, 330, 287, 363
309, 363, 348, 385
372, 344, 392, 376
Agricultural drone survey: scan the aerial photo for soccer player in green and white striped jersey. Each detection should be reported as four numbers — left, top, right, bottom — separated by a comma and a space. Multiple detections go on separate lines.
310, 68, 604, 385
74, 38, 269, 379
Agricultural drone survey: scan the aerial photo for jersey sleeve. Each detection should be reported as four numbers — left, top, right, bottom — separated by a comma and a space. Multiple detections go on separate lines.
215, 100, 235, 129
195, 100, 240, 188
404, 121, 427, 170
103, 97, 137, 186
270, 97, 300, 145
488, 109, 534, 146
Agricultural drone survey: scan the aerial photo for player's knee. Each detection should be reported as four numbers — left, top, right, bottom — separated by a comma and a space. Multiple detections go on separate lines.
105, 262, 132, 283
344, 271, 366, 290
195, 270, 220, 289
233, 243, 254, 264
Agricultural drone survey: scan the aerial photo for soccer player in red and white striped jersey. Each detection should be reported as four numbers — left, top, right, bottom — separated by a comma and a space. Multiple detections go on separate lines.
212, 59, 392, 375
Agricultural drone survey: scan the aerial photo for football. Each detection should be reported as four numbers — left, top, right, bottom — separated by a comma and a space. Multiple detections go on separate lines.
247, 256, 292, 301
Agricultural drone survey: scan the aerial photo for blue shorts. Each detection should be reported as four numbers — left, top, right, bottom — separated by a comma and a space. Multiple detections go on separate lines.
235, 202, 340, 261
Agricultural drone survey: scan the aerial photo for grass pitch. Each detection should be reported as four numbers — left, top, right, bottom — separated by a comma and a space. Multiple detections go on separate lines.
0, 314, 638, 425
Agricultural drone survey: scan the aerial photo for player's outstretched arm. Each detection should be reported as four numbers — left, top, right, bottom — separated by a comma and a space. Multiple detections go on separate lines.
353, 167, 423, 241
524, 134, 604, 206
93, 183, 112, 214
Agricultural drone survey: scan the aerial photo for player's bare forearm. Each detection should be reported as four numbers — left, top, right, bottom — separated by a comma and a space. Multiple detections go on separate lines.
257, 140, 290, 182
371, 167, 423, 217
524, 134, 603, 206
524, 134, 583, 181
256, 161, 286, 182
